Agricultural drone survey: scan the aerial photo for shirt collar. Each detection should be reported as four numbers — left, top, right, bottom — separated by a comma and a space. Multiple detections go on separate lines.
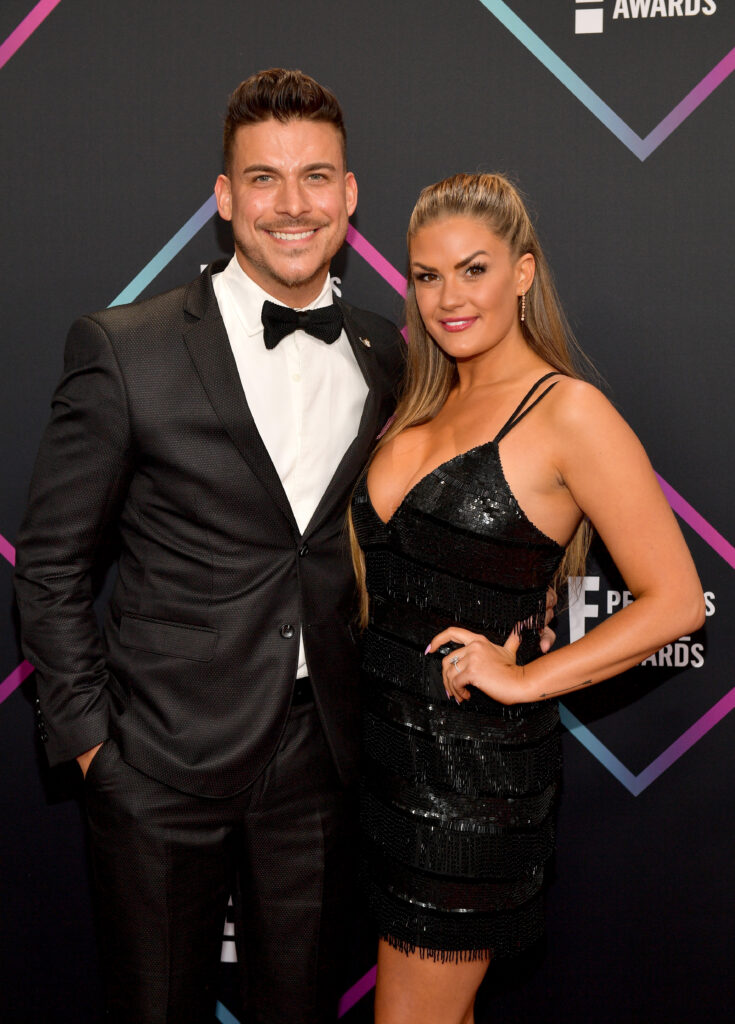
220, 255, 334, 338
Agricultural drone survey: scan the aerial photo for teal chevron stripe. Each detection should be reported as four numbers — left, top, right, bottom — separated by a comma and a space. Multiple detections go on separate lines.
477, 0, 646, 157
109, 194, 218, 307
559, 703, 641, 794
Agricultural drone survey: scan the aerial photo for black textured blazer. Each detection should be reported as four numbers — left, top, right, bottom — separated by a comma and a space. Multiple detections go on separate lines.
14, 260, 404, 797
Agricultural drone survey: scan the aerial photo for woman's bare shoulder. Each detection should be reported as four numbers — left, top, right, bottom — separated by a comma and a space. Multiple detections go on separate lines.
544, 376, 623, 431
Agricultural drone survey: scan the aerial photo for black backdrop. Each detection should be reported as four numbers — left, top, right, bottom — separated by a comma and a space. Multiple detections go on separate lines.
1, 2, 733, 1021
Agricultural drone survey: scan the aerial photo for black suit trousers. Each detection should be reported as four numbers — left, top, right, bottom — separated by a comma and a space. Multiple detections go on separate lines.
84, 703, 352, 1024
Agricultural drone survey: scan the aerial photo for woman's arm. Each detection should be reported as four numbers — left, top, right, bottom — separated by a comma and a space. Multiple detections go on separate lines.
431, 382, 706, 704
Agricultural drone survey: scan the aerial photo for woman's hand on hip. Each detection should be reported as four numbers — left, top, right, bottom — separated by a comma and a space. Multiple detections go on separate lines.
427, 627, 526, 705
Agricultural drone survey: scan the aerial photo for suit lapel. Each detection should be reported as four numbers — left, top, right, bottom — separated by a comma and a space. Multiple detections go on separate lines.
182, 264, 298, 531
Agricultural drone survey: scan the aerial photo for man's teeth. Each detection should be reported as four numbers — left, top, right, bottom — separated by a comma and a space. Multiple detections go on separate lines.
270, 230, 316, 240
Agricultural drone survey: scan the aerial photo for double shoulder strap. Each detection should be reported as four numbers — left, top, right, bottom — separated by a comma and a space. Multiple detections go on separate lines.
492, 372, 560, 444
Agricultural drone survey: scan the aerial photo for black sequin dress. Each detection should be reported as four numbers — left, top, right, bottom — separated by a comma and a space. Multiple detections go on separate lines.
351, 373, 565, 960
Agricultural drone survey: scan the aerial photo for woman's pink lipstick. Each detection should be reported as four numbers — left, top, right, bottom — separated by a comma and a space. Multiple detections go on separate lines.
439, 317, 478, 332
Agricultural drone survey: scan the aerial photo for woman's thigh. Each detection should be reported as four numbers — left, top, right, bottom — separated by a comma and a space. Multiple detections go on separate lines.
374, 937, 491, 1024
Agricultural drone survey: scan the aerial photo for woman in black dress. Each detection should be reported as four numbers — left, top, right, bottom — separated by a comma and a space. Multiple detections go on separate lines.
349, 173, 704, 1024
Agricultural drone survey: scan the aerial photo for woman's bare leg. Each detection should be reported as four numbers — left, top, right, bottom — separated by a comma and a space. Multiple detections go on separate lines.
374, 938, 491, 1024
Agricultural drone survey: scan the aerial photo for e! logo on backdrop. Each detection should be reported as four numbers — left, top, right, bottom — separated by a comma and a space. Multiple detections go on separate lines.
569, 574, 715, 669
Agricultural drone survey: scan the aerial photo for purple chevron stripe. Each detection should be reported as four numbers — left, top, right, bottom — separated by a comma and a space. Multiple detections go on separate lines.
655, 474, 734, 569
0, 659, 34, 704
633, 684, 735, 792
639, 46, 735, 158
216, 959, 379, 1024
0, 535, 35, 701
479, 1, 735, 161
0, 0, 63, 71
338, 963, 377, 1016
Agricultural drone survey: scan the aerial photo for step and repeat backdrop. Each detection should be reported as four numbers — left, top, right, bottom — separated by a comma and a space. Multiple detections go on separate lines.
1, 1, 733, 1022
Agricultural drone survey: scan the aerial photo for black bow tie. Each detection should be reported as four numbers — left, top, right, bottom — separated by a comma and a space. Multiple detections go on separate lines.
261, 300, 344, 350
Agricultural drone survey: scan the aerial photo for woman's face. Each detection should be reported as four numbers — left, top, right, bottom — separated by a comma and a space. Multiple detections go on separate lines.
410, 215, 533, 362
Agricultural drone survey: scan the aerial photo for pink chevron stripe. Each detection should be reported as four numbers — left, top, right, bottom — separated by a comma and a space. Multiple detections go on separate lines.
346, 225, 407, 297
641, 46, 735, 156
0, 659, 34, 703
0, 531, 16, 566
0, 0, 63, 71
0, 534, 33, 704
655, 474, 735, 570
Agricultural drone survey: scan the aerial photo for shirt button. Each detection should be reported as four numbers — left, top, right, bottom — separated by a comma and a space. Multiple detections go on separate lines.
299, 543, 309, 557
280, 624, 295, 639
292, 373, 301, 382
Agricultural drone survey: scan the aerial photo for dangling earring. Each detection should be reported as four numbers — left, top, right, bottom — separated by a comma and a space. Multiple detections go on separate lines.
520, 292, 526, 323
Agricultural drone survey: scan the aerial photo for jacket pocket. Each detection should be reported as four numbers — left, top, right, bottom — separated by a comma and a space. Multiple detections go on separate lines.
119, 613, 218, 662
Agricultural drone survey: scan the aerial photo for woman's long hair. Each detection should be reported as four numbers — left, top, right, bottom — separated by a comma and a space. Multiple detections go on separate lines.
350, 173, 594, 626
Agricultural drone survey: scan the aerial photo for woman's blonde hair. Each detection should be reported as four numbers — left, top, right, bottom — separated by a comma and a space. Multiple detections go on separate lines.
350, 172, 593, 626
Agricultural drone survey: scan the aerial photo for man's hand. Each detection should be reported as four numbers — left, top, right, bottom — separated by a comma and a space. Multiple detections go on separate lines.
76, 742, 104, 778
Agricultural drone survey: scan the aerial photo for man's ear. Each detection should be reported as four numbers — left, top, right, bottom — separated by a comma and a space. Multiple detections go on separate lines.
344, 172, 358, 217
214, 175, 233, 222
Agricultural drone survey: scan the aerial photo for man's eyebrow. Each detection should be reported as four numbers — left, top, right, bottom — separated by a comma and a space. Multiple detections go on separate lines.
303, 162, 338, 173
240, 164, 279, 175
239, 162, 337, 175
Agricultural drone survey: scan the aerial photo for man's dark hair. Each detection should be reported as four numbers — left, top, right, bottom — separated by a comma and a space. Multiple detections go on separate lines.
223, 68, 347, 174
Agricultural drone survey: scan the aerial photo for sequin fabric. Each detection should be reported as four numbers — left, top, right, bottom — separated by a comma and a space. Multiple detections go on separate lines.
352, 375, 565, 960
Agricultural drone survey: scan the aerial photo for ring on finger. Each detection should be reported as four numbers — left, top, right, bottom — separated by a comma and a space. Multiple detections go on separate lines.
449, 655, 460, 668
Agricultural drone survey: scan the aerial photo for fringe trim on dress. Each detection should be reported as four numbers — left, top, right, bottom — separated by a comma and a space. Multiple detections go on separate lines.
382, 933, 494, 964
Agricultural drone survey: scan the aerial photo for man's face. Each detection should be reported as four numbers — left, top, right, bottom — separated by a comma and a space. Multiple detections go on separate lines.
215, 118, 357, 307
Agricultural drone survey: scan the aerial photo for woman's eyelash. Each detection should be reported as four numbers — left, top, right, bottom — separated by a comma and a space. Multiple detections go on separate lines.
413, 263, 487, 282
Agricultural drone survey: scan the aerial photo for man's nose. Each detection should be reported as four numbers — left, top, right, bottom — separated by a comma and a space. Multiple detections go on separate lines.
274, 177, 310, 218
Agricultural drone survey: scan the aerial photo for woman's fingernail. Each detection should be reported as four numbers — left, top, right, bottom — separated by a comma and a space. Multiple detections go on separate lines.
445, 690, 451, 699
455, 697, 461, 705
424, 644, 431, 654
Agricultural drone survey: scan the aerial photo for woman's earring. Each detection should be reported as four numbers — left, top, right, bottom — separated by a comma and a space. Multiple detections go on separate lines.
520, 292, 526, 323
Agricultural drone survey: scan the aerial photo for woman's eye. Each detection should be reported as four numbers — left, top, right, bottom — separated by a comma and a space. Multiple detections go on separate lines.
415, 272, 437, 283
466, 263, 487, 277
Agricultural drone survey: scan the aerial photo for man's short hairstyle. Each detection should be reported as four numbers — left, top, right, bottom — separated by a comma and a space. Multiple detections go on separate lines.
223, 68, 347, 174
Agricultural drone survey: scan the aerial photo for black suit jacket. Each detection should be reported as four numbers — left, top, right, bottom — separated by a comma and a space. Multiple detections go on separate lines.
14, 260, 404, 797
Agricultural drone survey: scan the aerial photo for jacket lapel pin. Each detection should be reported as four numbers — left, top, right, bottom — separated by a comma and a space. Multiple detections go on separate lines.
359, 336, 371, 348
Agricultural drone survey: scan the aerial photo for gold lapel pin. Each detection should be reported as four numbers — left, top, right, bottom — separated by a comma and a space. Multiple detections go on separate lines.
359, 336, 372, 348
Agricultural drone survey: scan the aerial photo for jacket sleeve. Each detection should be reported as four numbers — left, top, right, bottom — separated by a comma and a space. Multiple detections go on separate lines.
14, 315, 135, 765
387, 322, 407, 402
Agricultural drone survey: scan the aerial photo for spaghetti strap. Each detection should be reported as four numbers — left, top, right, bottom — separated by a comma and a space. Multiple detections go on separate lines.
493, 372, 561, 443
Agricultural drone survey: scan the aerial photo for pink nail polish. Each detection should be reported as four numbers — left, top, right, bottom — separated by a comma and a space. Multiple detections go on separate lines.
424, 644, 431, 654
445, 690, 451, 699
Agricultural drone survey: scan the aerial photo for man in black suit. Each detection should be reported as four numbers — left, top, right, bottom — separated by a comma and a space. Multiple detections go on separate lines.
14, 68, 404, 1024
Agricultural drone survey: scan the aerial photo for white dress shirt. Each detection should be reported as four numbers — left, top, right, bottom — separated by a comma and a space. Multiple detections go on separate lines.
212, 255, 368, 678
